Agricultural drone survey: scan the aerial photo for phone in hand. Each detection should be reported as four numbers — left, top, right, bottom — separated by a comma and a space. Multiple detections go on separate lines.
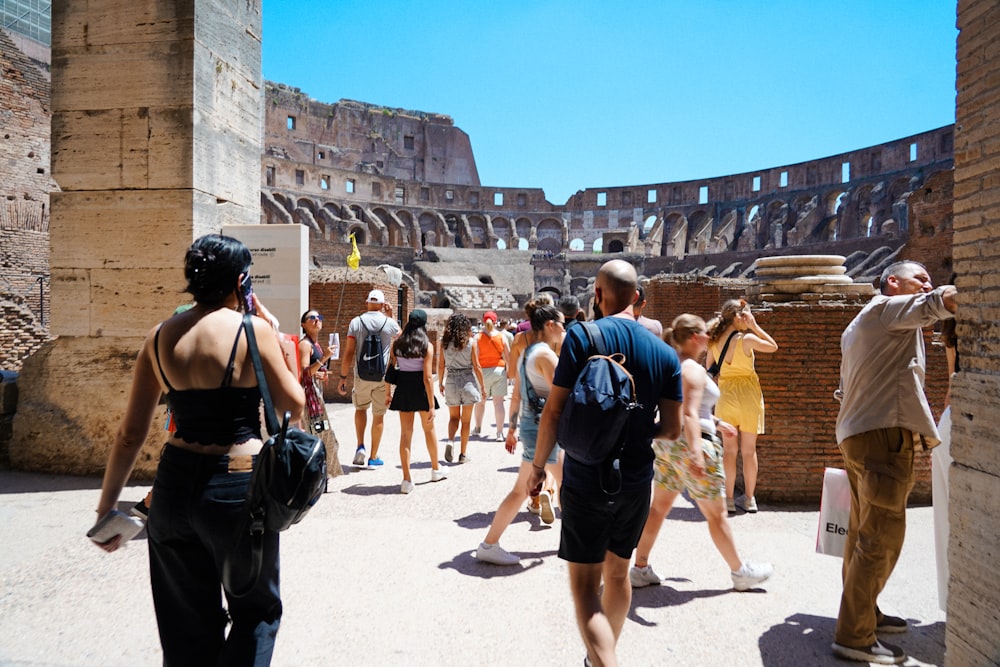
87, 510, 145, 544
240, 274, 257, 315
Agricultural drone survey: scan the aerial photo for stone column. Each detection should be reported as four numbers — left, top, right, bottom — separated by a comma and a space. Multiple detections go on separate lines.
948, 1, 1000, 663
12, 1, 263, 476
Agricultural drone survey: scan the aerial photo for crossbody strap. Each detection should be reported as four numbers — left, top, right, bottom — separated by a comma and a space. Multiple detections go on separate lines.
243, 313, 280, 436
716, 331, 739, 368
521, 342, 544, 413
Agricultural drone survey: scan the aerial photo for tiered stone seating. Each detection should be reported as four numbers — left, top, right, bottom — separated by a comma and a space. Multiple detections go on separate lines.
442, 284, 518, 310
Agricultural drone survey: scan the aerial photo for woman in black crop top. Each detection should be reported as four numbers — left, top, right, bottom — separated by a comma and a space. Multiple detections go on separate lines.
92, 234, 304, 666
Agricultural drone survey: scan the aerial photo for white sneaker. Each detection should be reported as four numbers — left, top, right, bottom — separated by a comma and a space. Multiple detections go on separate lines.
731, 561, 773, 591
476, 541, 519, 565
431, 469, 447, 482
400, 480, 414, 494
743, 496, 759, 513
352, 447, 366, 466
629, 564, 662, 588
538, 491, 555, 525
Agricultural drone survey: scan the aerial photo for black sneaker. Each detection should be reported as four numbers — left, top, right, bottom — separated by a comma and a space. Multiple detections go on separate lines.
831, 639, 905, 664
875, 613, 908, 634
130, 499, 149, 520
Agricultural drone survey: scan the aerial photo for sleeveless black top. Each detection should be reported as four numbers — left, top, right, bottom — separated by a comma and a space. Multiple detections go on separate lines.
154, 320, 262, 446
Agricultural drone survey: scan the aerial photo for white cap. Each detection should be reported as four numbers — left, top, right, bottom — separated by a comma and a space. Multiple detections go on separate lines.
367, 289, 385, 304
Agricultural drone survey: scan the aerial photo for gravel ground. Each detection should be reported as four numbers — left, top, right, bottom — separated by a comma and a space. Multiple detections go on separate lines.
0, 401, 947, 666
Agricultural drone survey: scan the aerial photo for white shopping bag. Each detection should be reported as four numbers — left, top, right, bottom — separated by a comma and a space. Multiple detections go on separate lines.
816, 467, 851, 557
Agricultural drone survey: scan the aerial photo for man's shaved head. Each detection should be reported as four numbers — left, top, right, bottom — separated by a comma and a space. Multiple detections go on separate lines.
595, 260, 639, 316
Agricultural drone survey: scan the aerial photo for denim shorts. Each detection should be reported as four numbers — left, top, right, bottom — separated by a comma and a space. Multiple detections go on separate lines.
518, 413, 560, 465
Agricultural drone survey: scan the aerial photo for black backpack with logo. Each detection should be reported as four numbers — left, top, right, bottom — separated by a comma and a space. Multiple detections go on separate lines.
356, 315, 388, 381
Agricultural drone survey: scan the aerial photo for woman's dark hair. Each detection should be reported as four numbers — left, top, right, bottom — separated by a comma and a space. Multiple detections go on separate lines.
183, 234, 251, 306
442, 312, 471, 350
300, 309, 322, 334
393, 320, 430, 359
526, 299, 561, 332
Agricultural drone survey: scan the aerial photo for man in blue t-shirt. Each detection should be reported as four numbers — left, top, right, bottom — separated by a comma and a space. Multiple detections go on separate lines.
527, 259, 682, 667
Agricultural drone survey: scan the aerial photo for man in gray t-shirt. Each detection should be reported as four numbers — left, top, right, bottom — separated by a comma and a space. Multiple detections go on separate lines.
337, 289, 401, 467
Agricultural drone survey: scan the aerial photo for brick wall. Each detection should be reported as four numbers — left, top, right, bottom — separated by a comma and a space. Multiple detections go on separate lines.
641, 275, 948, 503
949, 1, 1000, 663
0, 29, 55, 364
0, 294, 52, 373
1, 228, 50, 331
901, 168, 955, 285
643, 276, 751, 327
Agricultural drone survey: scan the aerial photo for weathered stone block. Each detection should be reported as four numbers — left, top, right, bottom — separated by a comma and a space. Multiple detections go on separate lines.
52, 108, 194, 191
49, 268, 92, 337
11, 337, 163, 478
51, 41, 195, 112
50, 190, 197, 270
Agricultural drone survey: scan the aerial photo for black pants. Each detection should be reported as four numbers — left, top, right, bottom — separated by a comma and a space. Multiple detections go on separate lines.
148, 445, 281, 666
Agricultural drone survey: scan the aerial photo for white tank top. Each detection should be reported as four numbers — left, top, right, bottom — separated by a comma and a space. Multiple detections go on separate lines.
683, 358, 720, 434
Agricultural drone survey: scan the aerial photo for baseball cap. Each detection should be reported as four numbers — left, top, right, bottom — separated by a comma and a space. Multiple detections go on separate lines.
408, 309, 427, 327
367, 289, 385, 304
483, 311, 498, 323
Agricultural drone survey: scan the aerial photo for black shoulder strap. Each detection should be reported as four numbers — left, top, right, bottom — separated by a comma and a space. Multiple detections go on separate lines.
221, 320, 247, 388
717, 331, 739, 365
361, 312, 388, 336
521, 342, 543, 410
243, 314, 280, 436
153, 325, 174, 392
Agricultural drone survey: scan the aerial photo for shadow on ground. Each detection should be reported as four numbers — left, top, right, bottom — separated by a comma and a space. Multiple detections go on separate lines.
0, 470, 104, 494
438, 547, 559, 579
758, 613, 945, 666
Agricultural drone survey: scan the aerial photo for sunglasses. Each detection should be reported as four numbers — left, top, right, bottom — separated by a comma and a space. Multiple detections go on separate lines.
305, 314, 324, 322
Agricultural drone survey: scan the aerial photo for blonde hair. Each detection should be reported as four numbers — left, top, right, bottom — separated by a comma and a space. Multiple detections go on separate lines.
707, 298, 748, 344
664, 314, 706, 348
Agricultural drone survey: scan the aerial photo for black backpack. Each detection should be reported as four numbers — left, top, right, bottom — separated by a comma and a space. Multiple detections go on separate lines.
557, 322, 641, 470
356, 315, 388, 381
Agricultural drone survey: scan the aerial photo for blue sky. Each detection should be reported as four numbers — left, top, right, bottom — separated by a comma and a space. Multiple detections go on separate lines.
262, 1, 957, 205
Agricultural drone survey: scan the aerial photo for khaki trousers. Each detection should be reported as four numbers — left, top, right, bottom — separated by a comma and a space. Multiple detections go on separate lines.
835, 428, 915, 647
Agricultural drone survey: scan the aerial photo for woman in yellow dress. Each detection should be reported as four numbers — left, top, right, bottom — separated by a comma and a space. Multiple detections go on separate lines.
705, 299, 777, 514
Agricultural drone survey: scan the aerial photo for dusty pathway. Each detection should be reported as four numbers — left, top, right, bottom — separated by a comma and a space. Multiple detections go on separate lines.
0, 401, 946, 666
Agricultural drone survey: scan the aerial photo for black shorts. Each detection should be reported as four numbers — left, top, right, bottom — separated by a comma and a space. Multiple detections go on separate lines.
558, 483, 651, 563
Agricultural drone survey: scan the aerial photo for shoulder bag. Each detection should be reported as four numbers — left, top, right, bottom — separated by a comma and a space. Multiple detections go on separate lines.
223, 314, 327, 597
